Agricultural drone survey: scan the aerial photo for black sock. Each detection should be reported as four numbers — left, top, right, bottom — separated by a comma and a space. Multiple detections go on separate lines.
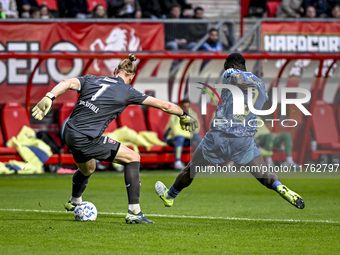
256, 172, 279, 189
72, 169, 91, 198
124, 161, 140, 204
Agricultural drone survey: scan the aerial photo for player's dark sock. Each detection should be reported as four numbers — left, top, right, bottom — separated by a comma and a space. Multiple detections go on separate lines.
72, 169, 91, 198
272, 180, 282, 191
167, 184, 181, 199
124, 161, 141, 204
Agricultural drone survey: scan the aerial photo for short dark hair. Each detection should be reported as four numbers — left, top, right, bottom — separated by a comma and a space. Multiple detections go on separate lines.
194, 7, 204, 12
30, 6, 40, 15
209, 28, 218, 34
171, 3, 182, 10
224, 53, 246, 71
180, 98, 190, 106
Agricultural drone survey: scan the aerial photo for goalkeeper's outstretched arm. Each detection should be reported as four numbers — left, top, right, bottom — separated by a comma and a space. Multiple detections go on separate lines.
141, 96, 199, 132
32, 78, 80, 120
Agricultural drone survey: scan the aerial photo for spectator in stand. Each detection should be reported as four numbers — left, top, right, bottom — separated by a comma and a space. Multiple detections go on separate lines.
302, 0, 328, 17
0, 2, 6, 18
186, 7, 208, 50
139, 0, 162, 18
192, 6, 204, 18
21, 0, 34, 18
40, 4, 53, 19
59, 0, 88, 18
304, 5, 316, 17
90, 4, 107, 18
158, 0, 192, 16
30, 5, 40, 18
107, 0, 141, 18
166, 2, 181, 18
0, 0, 18, 18
200, 28, 226, 52
165, 4, 192, 50
330, 4, 340, 18
276, 0, 304, 18
248, 0, 268, 17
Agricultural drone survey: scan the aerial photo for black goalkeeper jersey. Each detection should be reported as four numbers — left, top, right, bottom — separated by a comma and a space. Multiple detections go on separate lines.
66, 75, 148, 138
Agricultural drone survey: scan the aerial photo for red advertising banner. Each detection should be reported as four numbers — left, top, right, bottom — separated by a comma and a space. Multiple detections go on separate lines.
0, 22, 164, 104
262, 22, 340, 52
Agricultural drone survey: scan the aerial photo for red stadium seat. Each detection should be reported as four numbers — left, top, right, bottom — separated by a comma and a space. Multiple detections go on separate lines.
266, 1, 281, 17
118, 105, 147, 132
0, 102, 59, 164
104, 119, 118, 133
146, 107, 182, 153
118, 105, 164, 153
147, 107, 170, 140
312, 100, 340, 149
59, 102, 76, 128
0, 123, 17, 154
1, 102, 30, 141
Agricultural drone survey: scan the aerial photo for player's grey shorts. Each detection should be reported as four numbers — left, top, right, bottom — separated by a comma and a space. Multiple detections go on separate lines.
198, 131, 260, 165
63, 124, 120, 163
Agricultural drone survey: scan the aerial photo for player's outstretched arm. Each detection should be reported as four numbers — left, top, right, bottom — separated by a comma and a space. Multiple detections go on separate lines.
32, 78, 80, 121
141, 96, 199, 132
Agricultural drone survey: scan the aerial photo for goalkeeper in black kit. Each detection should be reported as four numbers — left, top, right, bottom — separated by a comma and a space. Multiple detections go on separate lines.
32, 54, 198, 224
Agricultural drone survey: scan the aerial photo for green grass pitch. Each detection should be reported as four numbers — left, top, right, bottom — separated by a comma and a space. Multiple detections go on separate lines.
0, 171, 339, 254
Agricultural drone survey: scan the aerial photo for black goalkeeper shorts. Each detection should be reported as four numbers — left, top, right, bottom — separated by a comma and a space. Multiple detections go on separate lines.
63, 124, 120, 163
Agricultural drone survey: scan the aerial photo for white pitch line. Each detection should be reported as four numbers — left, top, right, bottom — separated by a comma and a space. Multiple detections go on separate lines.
0, 208, 338, 224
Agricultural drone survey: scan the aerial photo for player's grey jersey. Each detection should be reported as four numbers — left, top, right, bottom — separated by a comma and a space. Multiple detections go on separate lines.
66, 75, 148, 138
210, 68, 267, 137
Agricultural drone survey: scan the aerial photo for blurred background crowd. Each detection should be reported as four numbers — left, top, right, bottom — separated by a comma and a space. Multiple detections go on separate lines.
0, 0, 339, 20
248, 0, 340, 18
1, 0, 339, 52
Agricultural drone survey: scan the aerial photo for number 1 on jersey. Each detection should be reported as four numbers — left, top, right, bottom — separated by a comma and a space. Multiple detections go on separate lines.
91, 83, 110, 101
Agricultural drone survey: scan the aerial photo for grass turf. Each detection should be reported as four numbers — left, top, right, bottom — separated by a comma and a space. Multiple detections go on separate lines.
0, 171, 339, 254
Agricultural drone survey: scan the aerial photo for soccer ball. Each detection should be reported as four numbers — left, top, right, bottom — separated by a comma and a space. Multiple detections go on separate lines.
74, 201, 97, 221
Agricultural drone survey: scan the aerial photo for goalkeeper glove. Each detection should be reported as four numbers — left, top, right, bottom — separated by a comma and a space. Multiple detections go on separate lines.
32, 92, 55, 120
179, 111, 199, 132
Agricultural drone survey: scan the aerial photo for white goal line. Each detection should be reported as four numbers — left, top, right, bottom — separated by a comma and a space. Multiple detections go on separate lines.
0, 208, 338, 224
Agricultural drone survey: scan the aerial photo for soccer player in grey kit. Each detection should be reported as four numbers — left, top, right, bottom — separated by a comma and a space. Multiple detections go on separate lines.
32, 54, 198, 223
